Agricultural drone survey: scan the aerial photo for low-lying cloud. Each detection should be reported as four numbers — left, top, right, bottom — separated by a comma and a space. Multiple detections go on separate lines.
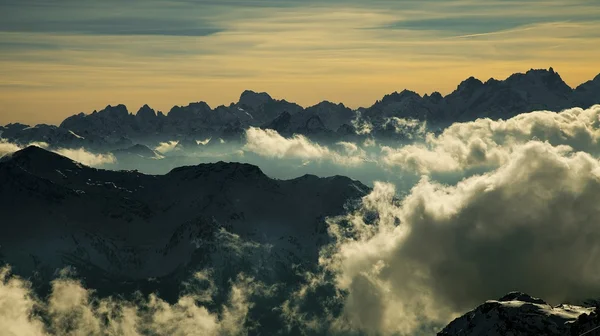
244, 127, 369, 166
0, 139, 22, 157
0, 267, 259, 336
0, 140, 115, 167
382, 105, 600, 174
313, 141, 600, 335
54, 148, 116, 166
383, 117, 427, 139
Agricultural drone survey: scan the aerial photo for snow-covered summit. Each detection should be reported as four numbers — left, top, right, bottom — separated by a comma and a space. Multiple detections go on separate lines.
438, 292, 599, 336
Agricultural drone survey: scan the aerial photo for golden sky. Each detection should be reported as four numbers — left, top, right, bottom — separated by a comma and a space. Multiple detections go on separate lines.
1, 0, 599, 124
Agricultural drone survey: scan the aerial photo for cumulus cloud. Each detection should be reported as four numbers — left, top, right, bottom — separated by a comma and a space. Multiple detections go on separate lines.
313, 141, 600, 335
154, 141, 180, 154
381, 105, 600, 174
0, 266, 258, 336
244, 127, 368, 166
0, 267, 46, 335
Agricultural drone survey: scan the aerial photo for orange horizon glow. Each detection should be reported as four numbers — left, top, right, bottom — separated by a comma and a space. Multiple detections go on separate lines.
1, 2, 599, 125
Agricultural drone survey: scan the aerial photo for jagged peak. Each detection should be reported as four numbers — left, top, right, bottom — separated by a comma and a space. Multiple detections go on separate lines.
506, 67, 564, 82
238, 90, 273, 108
497, 291, 548, 305
309, 100, 347, 109
96, 104, 130, 118
136, 104, 157, 118
457, 76, 484, 90
167, 102, 210, 119
376, 89, 422, 106
188, 101, 211, 110
424, 91, 443, 102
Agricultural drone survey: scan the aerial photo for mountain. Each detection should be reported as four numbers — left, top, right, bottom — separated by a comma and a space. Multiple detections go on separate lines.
438, 292, 600, 336
0, 146, 369, 299
111, 143, 162, 159
440, 67, 575, 122
575, 73, 600, 108
3, 68, 599, 148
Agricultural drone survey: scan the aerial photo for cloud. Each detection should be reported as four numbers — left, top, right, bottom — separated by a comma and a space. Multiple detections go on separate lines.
0, 266, 258, 336
196, 138, 211, 145
154, 141, 180, 154
0, 139, 22, 157
244, 127, 368, 166
382, 117, 427, 139
381, 105, 600, 174
53, 148, 116, 167
0, 267, 46, 336
0, 140, 115, 167
314, 141, 600, 335
351, 110, 373, 135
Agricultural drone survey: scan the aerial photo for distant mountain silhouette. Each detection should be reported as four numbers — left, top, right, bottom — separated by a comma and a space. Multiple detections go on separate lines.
3, 68, 599, 149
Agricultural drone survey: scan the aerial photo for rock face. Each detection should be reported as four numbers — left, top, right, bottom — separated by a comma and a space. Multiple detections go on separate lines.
0, 146, 368, 298
438, 292, 600, 336
3, 68, 600, 149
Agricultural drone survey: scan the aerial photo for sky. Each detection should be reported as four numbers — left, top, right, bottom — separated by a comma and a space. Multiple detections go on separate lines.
0, 0, 599, 125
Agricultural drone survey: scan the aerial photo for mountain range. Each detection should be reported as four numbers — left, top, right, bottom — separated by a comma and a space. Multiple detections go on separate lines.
1, 68, 599, 151
2, 146, 600, 334
0, 146, 368, 299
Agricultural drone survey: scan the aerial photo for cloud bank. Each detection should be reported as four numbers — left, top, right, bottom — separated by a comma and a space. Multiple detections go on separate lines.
312, 140, 600, 335
244, 127, 369, 166
0, 140, 115, 167
53, 148, 116, 167
382, 105, 600, 174
0, 267, 259, 336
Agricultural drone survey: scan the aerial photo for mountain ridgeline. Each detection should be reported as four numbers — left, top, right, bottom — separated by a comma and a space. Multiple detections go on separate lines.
2, 68, 599, 150
0, 145, 369, 311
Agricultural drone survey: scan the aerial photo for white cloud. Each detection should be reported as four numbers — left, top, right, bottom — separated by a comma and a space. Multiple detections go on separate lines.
0, 267, 46, 336
0, 267, 257, 336
316, 141, 600, 335
245, 127, 329, 160
196, 138, 211, 146
0, 139, 22, 158
54, 148, 116, 167
381, 105, 600, 174
154, 141, 180, 154
363, 137, 376, 148
351, 111, 373, 135
244, 127, 368, 166
383, 117, 427, 139
0, 140, 113, 167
